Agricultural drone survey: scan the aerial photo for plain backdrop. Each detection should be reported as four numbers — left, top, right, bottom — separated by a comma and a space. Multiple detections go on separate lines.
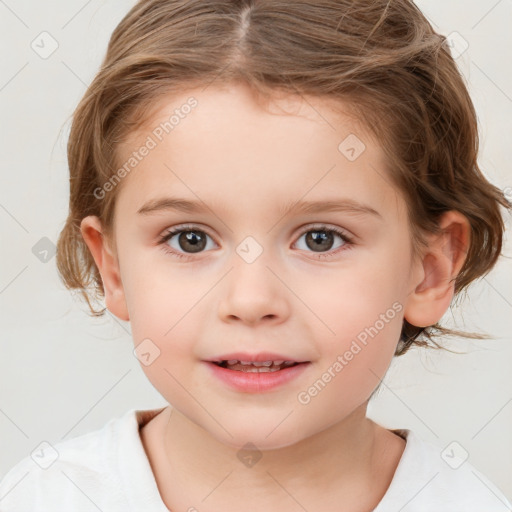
1, 0, 511, 503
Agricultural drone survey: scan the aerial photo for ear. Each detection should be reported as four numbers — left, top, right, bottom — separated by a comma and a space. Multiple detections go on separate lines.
80, 216, 129, 321
403, 210, 470, 328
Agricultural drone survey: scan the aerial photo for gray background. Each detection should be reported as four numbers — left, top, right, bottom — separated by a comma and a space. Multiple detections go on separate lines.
1, 0, 511, 503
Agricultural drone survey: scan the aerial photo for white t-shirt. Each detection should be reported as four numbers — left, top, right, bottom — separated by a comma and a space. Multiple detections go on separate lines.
0, 407, 510, 512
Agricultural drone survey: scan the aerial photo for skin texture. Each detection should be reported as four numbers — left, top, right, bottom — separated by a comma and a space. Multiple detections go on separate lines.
81, 82, 470, 511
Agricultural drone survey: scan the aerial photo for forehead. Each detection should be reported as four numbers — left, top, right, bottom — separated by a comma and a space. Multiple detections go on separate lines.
119, 81, 380, 158
114, 83, 404, 223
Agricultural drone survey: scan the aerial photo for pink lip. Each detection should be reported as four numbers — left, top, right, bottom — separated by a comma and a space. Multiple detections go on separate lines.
206, 352, 307, 363
204, 360, 311, 393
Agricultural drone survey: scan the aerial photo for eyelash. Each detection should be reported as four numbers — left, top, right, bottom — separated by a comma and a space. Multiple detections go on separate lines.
157, 224, 354, 261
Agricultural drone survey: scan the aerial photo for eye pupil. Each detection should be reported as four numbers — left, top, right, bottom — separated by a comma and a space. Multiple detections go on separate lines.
306, 230, 334, 252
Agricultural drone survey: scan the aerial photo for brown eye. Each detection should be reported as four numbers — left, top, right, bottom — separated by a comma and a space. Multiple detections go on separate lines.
160, 227, 216, 256
304, 230, 336, 252
294, 226, 352, 256
176, 230, 207, 253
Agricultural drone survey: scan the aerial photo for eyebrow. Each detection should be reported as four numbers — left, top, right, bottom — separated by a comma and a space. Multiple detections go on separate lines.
137, 196, 383, 220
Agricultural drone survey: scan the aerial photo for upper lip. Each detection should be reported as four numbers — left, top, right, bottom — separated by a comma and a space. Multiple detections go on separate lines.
206, 352, 309, 363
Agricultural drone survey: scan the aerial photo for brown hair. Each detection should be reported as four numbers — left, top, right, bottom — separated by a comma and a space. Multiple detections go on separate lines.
56, 0, 511, 356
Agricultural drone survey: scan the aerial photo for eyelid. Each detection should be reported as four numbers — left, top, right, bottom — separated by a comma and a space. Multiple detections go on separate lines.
159, 222, 353, 244
295, 222, 353, 238
159, 223, 218, 242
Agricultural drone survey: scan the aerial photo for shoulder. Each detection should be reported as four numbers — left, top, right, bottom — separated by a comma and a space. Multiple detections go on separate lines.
374, 428, 512, 512
0, 408, 146, 511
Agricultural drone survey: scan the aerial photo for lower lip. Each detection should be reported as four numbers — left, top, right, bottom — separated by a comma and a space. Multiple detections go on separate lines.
205, 362, 310, 393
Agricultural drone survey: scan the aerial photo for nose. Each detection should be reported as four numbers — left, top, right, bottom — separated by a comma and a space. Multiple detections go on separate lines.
217, 258, 290, 327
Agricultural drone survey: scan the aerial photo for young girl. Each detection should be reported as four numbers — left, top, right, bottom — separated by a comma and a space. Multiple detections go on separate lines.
1, 0, 511, 510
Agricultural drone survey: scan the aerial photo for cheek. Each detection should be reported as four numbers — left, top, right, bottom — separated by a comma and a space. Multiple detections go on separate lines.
125, 272, 201, 405
296, 310, 402, 422
120, 251, 202, 338
124, 268, 212, 398
311, 255, 406, 339
307, 252, 407, 391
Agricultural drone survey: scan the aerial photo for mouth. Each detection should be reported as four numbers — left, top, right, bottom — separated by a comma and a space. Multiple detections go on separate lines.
205, 354, 311, 392
211, 359, 301, 372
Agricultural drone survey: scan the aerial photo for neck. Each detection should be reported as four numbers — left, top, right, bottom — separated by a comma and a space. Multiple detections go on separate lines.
148, 402, 395, 512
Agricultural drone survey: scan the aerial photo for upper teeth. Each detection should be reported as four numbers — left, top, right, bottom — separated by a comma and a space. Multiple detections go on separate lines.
227, 360, 288, 366
217, 359, 298, 373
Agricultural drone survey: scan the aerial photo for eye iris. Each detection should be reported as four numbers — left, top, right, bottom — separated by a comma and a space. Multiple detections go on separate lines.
306, 230, 333, 252
179, 231, 206, 253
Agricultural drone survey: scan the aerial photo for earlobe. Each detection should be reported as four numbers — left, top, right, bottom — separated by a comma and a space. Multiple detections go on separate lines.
80, 216, 130, 321
403, 211, 470, 328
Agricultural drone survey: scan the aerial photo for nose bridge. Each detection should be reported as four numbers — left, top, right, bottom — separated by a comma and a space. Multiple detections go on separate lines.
218, 237, 289, 324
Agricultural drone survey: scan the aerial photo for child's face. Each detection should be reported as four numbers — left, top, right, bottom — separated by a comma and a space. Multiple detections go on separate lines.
101, 83, 425, 448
